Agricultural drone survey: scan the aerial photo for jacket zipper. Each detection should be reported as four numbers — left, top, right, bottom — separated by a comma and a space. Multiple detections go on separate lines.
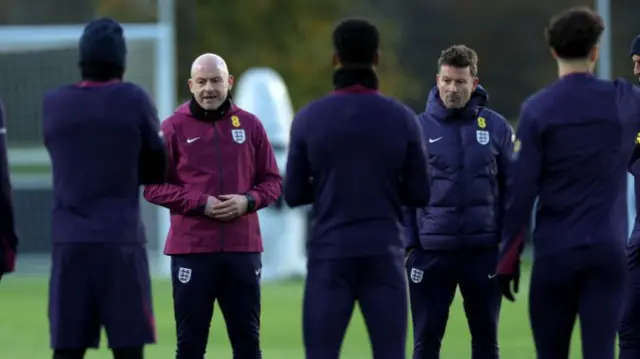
457, 123, 465, 251
213, 122, 225, 251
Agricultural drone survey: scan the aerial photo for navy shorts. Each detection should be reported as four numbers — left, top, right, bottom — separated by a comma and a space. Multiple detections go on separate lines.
48, 243, 156, 349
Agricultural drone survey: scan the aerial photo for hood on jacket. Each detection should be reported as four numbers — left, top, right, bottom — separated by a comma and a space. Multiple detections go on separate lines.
424, 85, 489, 120
78, 17, 127, 81
630, 35, 640, 56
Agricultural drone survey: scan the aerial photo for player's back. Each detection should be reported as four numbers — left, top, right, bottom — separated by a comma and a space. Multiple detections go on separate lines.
300, 90, 428, 258
43, 81, 154, 244
529, 74, 640, 253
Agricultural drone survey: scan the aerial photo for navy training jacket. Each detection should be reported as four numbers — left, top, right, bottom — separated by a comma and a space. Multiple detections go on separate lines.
405, 85, 514, 251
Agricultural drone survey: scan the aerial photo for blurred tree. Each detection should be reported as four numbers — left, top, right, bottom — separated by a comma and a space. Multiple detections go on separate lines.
96, 0, 157, 22
174, 0, 413, 110
364, 0, 597, 119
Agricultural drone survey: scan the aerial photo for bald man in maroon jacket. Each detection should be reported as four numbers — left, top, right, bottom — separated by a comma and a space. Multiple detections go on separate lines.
144, 53, 282, 359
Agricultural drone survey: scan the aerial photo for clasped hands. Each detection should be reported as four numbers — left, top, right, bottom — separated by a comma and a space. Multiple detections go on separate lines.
204, 194, 248, 221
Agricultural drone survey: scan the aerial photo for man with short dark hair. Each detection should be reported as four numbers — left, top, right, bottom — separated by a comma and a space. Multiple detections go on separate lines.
497, 7, 638, 359
284, 18, 430, 359
405, 44, 513, 359
44, 17, 166, 359
618, 34, 640, 359
0, 99, 18, 282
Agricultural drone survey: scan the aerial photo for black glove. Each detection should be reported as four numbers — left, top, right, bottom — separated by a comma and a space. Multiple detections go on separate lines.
495, 230, 526, 302
497, 260, 520, 302
0, 233, 17, 282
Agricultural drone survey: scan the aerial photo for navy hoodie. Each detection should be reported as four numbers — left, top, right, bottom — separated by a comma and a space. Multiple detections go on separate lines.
498, 74, 640, 275
0, 100, 18, 277
284, 68, 430, 259
627, 37, 640, 265
43, 18, 166, 245
405, 85, 513, 251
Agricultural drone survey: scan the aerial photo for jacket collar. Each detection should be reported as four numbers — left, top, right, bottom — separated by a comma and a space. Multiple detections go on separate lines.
424, 85, 489, 120
189, 95, 232, 122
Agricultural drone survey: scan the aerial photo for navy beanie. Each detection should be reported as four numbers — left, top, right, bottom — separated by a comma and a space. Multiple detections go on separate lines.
630, 35, 640, 56
78, 17, 126, 70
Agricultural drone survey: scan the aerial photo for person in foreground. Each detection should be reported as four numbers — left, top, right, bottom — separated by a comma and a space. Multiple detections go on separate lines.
405, 45, 513, 359
143, 53, 282, 359
496, 7, 640, 359
618, 34, 640, 359
283, 18, 431, 359
43, 18, 167, 359
0, 99, 18, 282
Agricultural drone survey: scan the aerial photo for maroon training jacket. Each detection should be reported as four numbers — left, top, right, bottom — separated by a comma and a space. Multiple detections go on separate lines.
143, 102, 282, 254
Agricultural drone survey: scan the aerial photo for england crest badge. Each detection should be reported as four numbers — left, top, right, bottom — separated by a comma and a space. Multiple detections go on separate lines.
231, 129, 246, 144
177, 267, 192, 284
476, 130, 490, 145
410, 268, 424, 283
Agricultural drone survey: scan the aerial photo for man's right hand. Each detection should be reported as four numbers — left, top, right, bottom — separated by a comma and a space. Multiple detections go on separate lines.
204, 196, 221, 218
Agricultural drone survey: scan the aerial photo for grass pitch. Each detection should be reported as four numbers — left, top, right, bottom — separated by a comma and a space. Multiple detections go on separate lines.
0, 266, 587, 358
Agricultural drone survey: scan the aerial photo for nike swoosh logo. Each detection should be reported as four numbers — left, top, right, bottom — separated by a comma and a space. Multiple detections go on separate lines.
186, 137, 200, 143
255, 268, 261, 276
429, 137, 442, 143
488, 273, 497, 279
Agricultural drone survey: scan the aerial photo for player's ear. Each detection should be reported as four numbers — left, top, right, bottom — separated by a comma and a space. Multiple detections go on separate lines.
550, 48, 559, 60
188, 78, 193, 91
590, 45, 600, 63
372, 50, 380, 66
435, 74, 440, 85
332, 53, 341, 69
472, 77, 480, 91
228, 74, 235, 90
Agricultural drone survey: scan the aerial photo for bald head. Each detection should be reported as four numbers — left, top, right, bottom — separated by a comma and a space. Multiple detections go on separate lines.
188, 53, 234, 110
190, 53, 228, 78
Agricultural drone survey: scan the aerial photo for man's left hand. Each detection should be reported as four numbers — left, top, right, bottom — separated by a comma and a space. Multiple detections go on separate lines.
210, 194, 248, 221
496, 260, 521, 302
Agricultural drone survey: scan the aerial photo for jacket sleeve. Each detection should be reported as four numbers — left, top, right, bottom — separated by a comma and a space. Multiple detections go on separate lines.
403, 207, 420, 249
399, 113, 430, 208
497, 116, 515, 228
284, 111, 314, 207
143, 119, 208, 215
630, 132, 640, 168
245, 118, 283, 211
0, 102, 17, 276
138, 89, 167, 185
497, 101, 541, 275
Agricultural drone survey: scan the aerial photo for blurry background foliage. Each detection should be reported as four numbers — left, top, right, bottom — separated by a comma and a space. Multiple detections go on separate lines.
1, 0, 639, 119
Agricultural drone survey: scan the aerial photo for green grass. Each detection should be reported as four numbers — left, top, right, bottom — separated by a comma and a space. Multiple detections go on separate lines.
0, 269, 587, 358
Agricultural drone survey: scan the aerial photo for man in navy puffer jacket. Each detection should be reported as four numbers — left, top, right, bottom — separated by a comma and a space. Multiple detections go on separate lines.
404, 45, 513, 359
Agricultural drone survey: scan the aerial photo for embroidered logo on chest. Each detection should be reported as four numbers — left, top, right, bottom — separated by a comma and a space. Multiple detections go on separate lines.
231, 129, 246, 144
476, 130, 490, 145
476, 117, 489, 145
230, 115, 245, 144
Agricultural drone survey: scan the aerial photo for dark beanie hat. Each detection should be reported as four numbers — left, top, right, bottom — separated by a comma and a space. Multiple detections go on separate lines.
78, 18, 126, 78
630, 35, 640, 56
